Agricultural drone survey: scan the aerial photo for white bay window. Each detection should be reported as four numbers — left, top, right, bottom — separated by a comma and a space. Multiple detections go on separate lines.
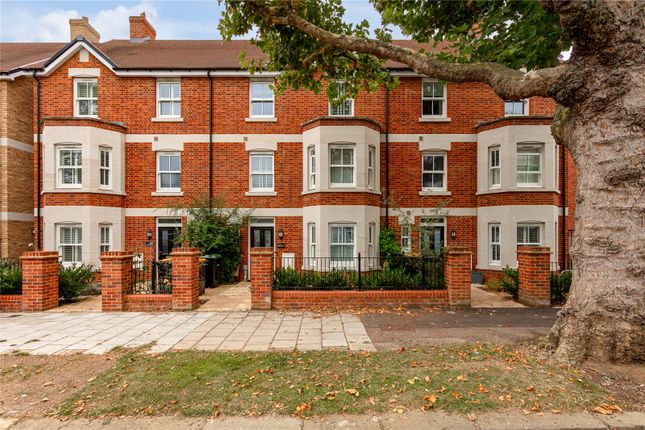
329, 146, 354, 186
57, 146, 82, 188
58, 224, 82, 264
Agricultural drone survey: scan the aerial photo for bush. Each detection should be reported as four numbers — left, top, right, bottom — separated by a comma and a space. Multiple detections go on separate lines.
379, 227, 402, 262
0, 259, 22, 294
551, 270, 572, 304
58, 264, 96, 301
500, 266, 519, 299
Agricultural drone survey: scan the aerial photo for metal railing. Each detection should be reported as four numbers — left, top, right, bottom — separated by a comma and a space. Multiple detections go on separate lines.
131, 259, 172, 294
275, 253, 445, 290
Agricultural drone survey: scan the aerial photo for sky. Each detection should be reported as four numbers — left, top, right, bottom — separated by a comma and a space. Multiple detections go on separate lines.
0, 0, 405, 42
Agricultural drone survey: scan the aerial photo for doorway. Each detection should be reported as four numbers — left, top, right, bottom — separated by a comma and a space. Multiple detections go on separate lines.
247, 218, 275, 279
157, 218, 182, 260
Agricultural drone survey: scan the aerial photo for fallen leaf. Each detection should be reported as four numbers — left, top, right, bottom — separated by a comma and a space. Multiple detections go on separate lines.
478, 384, 490, 393
368, 397, 377, 406
452, 392, 462, 399
457, 374, 468, 382
526, 386, 536, 392
344, 388, 360, 397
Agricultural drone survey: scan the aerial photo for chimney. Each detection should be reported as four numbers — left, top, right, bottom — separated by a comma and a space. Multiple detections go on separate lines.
69, 16, 100, 43
129, 12, 156, 42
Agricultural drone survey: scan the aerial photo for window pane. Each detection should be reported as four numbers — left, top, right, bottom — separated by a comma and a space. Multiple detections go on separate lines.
172, 102, 181, 116
491, 169, 500, 185
89, 82, 97, 98
422, 82, 433, 97
171, 173, 181, 188
330, 149, 341, 164
77, 82, 88, 98
422, 173, 432, 188
432, 173, 444, 188
262, 101, 273, 116
341, 167, 353, 183
330, 167, 342, 183
423, 155, 433, 171
432, 100, 442, 116
160, 101, 172, 116
160, 173, 171, 188
159, 83, 171, 99
159, 155, 170, 171
171, 83, 180, 98
342, 148, 353, 164
78, 100, 89, 116
169, 155, 180, 171
433, 155, 444, 171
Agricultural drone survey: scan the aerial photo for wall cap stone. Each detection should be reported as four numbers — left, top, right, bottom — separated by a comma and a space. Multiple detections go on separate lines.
20, 251, 59, 260
517, 246, 551, 254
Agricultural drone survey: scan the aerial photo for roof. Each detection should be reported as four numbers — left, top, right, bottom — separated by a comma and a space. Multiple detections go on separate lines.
0, 39, 438, 74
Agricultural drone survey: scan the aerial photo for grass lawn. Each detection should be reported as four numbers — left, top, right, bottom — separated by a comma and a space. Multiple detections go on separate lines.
58, 343, 610, 418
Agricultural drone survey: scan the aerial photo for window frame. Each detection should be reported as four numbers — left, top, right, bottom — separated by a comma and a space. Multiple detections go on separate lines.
156, 79, 181, 118
99, 146, 112, 189
419, 217, 446, 255
489, 223, 501, 266
504, 99, 529, 116
421, 79, 447, 118
368, 222, 376, 264
57, 224, 83, 265
516, 223, 543, 247
401, 224, 411, 253
421, 152, 447, 192
249, 152, 275, 193
308, 146, 316, 190
367, 145, 376, 189
56, 145, 83, 189
307, 222, 316, 267
74, 78, 98, 118
328, 82, 354, 117
99, 223, 112, 255
329, 224, 355, 267
489, 146, 501, 189
516, 144, 543, 186
329, 145, 356, 187
249, 79, 275, 118
156, 152, 181, 193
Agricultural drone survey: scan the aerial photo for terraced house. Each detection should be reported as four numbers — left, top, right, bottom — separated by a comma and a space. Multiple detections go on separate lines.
0, 13, 576, 280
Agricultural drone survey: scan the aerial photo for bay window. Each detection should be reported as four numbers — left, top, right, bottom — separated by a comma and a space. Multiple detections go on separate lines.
489, 223, 501, 265
517, 223, 542, 246
99, 224, 112, 255
58, 224, 82, 264
489, 146, 500, 188
57, 146, 82, 187
329, 146, 354, 186
99, 146, 111, 189
330, 224, 355, 263
516, 144, 543, 186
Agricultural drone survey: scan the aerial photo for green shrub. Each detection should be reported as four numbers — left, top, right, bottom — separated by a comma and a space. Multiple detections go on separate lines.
551, 270, 572, 304
501, 266, 519, 299
371, 267, 418, 289
379, 227, 402, 263
0, 259, 22, 294
58, 264, 96, 301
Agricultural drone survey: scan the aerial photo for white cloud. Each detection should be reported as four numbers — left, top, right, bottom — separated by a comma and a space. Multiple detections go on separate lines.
91, 2, 158, 41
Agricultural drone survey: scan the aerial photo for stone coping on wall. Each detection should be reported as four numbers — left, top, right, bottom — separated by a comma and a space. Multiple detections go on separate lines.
272, 289, 449, 310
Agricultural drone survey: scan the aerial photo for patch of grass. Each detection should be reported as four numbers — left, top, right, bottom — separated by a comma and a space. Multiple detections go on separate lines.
59, 344, 608, 418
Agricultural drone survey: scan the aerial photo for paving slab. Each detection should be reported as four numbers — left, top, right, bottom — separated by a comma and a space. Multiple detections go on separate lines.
597, 412, 645, 430
303, 414, 382, 429
7, 418, 68, 430
381, 411, 476, 430
203, 417, 301, 430
476, 412, 607, 430
0, 418, 17, 430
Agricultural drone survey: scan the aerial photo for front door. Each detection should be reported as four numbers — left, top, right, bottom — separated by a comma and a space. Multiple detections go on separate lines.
158, 226, 180, 260
250, 226, 274, 249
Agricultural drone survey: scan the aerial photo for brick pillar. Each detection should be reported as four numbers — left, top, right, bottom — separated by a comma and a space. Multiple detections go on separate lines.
517, 246, 551, 306
20, 251, 59, 312
251, 248, 274, 310
171, 247, 200, 311
445, 247, 472, 307
101, 251, 134, 312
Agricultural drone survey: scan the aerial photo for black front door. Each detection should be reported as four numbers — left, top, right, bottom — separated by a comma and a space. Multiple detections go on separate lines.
250, 227, 274, 248
158, 226, 181, 260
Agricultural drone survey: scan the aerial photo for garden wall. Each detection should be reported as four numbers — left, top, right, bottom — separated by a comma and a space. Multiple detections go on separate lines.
272, 289, 449, 309
123, 294, 172, 311
0, 295, 22, 312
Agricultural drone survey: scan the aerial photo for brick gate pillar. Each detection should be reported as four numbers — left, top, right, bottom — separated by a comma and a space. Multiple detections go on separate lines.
445, 247, 472, 307
251, 248, 274, 310
20, 251, 59, 312
101, 251, 134, 312
517, 246, 551, 306
171, 247, 201, 311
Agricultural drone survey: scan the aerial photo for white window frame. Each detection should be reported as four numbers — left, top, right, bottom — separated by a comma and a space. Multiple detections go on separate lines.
504, 99, 529, 116
99, 146, 112, 189
421, 79, 447, 118
156, 79, 182, 118
156, 152, 181, 193
57, 224, 82, 265
328, 82, 354, 117
249, 79, 275, 118
56, 145, 82, 188
329, 145, 355, 187
308, 146, 316, 190
74, 78, 98, 118
489, 223, 501, 266
367, 145, 376, 189
401, 224, 411, 253
516, 144, 543, 186
489, 146, 501, 189
99, 224, 112, 255
368, 222, 376, 263
330, 224, 355, 267
517, 223, 543, 247
421, 152, 447, 192
307, 222, 316, 267
249, 152, 275, 192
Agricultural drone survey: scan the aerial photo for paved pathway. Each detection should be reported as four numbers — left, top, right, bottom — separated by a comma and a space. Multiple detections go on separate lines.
471, 285, 525, 308
0, 311, 375, 355
1, 411, 643, 430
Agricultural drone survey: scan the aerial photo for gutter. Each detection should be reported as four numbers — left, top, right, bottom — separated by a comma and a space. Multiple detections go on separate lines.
33, 70, 41, 250
207, 69, 214, 208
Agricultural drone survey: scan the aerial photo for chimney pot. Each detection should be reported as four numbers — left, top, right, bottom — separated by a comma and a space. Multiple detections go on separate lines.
69, 16, 100, 43
129, 12, 156, 42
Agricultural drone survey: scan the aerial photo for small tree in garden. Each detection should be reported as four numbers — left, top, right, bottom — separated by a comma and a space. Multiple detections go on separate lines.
173, 195, 251, 283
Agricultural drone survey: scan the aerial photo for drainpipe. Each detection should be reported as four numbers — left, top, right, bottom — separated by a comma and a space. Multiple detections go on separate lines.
207, 69, 214, 208
33, 70, 42, 250
561, 142, 566, 269
384, 83, 390, 228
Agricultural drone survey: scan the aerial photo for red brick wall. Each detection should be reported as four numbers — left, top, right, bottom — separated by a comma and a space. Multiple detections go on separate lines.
250, 247, 273, 310
124, 294, 172, 311
20, 251, 59, 311
445, 247, 472, 306
272, 289, 449, 309
0, 295, 22, 312
170, 247, 201, 310
517, 246, 551, 306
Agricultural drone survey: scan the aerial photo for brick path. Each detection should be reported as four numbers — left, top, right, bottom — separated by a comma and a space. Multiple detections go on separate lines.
0, 311, 375, 355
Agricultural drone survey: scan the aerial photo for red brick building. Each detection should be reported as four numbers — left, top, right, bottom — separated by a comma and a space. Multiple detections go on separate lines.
0, 14, 576, 280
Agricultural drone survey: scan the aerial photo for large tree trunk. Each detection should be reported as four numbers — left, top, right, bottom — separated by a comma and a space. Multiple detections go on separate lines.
546, 0, 645, 364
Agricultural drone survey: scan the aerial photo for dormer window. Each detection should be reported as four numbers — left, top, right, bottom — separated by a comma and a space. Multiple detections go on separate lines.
74, 78, 98, 117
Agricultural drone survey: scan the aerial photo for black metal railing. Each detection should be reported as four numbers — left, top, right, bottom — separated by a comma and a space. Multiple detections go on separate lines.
131, 259, 173, 294
0, 258, 22, 295
274, 253, 445, 291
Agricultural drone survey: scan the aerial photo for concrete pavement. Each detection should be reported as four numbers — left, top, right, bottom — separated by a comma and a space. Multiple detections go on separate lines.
1, 411, 643, 429
0, 311, 375, 355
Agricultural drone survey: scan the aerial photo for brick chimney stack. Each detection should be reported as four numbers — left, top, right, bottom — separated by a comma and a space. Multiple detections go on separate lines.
69, 16, 100, 43
129, 12, 156, 42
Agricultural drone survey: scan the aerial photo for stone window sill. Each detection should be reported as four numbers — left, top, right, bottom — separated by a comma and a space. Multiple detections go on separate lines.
419, 117, 452, 123
419, 190, 452, 196
151, 117, 184, 122
245, 117, 277, 123
245, 191, 278, 196
151, 191, 184, 196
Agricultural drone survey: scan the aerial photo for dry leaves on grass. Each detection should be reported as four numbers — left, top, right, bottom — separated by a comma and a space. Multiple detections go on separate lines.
592, 404, 623, 415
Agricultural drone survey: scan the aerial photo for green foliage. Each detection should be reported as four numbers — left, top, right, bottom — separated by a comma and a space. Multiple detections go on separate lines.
173, 195, 250, 283
379, 227, 402, 262
0, 259, 22, 294
551, 270, 572, 304
58, 264, 96, 301
218, 0, 570, 102
500, 266, 519, 299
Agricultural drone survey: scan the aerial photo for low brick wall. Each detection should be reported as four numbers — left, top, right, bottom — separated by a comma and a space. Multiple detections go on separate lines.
123, 294, 172, 311
272, 289, 449, 309
0, 295, 22, 312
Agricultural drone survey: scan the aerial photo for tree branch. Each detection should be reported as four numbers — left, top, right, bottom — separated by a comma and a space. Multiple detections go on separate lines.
250, 1, 570, 99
